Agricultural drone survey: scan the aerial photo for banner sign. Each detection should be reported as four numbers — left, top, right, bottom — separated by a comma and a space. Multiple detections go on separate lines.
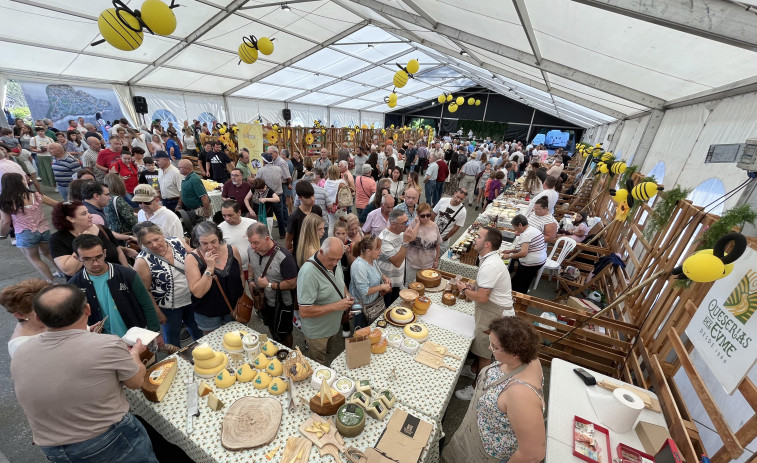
236, 123, 264, 175
686, 246, 757, 394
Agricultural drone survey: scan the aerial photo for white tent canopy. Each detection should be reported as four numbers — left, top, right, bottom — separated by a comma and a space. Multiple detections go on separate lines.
5, 0, 757, 129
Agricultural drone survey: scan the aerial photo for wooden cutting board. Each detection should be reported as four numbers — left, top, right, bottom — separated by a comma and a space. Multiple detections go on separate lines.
299, 414, 346, 453
221, 397, 282, 450
415, 350, 455, 371
597, 379, 661, 413
420, 341, 461, 360
279, 437, 312, 463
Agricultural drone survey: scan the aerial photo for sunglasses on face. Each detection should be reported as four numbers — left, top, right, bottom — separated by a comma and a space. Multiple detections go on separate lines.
139, 201, 153, 205
419, 213, 432, 218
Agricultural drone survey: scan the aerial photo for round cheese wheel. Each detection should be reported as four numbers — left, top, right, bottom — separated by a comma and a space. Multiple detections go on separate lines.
400, 338, 421, 354
336, 403, 366, 437
404, 323, 429, 341
223, 331, 243, 349
386, 333, 403, 349
368, 329, 383, 345
371, 338, 387, 354
194, 351, 225, 370
192, 342, 215, 361
333, 377, 355, 397
214, 369, 236, 388
408, 282, 425, 296
442, 292, 456, 306
354, 326, 371, 339
416, 269, 441, 288
311, 367, 336, 390
390, 307, 413, 322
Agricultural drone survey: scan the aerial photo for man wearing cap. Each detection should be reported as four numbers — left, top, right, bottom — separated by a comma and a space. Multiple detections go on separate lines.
256, 153, 286, 238
155, 151, 182, 211
134, 184, 184, 239
177, 159, 211, 219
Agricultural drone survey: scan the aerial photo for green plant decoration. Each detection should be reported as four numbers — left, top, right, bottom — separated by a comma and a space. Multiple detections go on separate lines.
619, 165, 639, 187
643, 184, 690, 241
696, 204, 757, 252
456, 119, 508, 140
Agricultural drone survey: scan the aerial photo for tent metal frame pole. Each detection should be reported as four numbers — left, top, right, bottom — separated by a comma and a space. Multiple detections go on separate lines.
526, 109, 536, 142
482, 92, 490, 122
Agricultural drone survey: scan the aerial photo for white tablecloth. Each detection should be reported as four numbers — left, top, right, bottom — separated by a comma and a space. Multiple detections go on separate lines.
126, 322, 439, 463
546, 358, 668, 462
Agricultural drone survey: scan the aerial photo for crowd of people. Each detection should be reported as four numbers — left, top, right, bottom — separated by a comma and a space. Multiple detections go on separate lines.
0, 117, 582, 463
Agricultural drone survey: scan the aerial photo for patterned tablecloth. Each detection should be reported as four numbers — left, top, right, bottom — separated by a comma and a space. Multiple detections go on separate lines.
126, 322, 439, 463
330, 292, 476, 440
208, 190, 223, 215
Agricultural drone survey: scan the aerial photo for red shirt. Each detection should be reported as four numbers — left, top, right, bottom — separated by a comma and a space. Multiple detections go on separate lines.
222, 181, 252, 213
110, 159, 139, 193
97, 149, 120, 169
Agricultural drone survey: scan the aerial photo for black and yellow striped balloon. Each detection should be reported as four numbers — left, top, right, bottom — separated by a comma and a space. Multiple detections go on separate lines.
610, 162, 627, 175
631, 182, 658, 201
393, 70, 408, 88
98, 8, 143, 51
238, 42, 258, 64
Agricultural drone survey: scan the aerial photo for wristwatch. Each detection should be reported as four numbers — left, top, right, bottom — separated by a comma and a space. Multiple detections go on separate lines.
401, 243, 408, 248
204, 270, 212, 277
267, 282, 273, 290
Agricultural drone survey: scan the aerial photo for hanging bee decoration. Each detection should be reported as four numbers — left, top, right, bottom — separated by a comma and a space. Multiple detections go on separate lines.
238, 35, 275, 64
92, 0, 179, 51
385, 92, 398, 109
609, 179, 634, 221
392, 59, 419, 89
671, 233, 747, 283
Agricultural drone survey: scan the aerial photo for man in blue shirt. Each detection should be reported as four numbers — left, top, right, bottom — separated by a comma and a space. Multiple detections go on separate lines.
49, 142, 80, 200
161, 132, 181, 165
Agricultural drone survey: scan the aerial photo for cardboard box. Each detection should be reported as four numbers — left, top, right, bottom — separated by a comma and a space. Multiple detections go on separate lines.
635, 421, 672, 455
370, 409, 433, 463
567, 296, 601, 314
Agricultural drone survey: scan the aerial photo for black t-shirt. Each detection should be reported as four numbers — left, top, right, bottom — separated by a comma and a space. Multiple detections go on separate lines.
49, 227, 121, 276
139, 170, 159, 187
209, 151, 231, 182
287, 205, 323, 259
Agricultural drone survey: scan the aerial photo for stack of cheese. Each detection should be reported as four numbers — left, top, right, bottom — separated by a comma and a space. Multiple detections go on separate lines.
193, 343, 228, 378
222, 330, 247, 352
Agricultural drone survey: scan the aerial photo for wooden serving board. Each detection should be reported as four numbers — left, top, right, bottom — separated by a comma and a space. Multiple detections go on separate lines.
221, 397, 282, 450
279, 437, 312, 463
298, 414, 346, 453
421, 341, 461, 360
414, 350, 455, 371
597, 379, 661, 413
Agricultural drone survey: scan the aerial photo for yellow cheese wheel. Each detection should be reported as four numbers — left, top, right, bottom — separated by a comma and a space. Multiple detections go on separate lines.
261, 341, 279, 356
194, 353, 228, 376
223, 331, 244, 349
390, 307, 413, 322
214, 369, 236, 389
268, 377, 287, 395
194, 351, 225, 370
253, 371, 272, 389
404, 323, 429, 340
192, 342, 215, 361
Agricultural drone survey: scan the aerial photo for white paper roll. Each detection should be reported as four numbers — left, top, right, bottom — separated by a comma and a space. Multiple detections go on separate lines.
587, 386, 645, 433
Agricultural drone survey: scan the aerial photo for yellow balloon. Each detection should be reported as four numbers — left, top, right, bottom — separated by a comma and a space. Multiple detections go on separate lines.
601, 152, 613, 161
388, 92, 398, 103
631, 182, 659, 201
598, 163, 609, 174
381, 129, 386, 134
693, 249, 734, 278
613, 189, 628, 204
610, 162, 627, 174
475, 99, 481, 106
437, 95, 445, 104
257, 37, 274, 55
388, 100, 397, 108
393, 70, 408, 88
238, 42, 258, 64
446, 94, 453, 102
98, 8, 143, 51
406, 59, 419, 74
448, 103, 458, 113
140, 0, 176, 36
682, 253, 726, 283
219, 127, 226, 135
321, 129, 326, 134
467, 97, 475, 105
456, 96, 464, 105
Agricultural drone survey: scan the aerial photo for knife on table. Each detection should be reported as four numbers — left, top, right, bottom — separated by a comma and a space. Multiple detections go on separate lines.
186, 370, 199, 435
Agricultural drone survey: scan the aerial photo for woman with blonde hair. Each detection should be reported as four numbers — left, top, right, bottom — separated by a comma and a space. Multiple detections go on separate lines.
523, 169, 543, 197
295, 213, 325, 267
404, 202, 442, 285
0, 279, 50, 358
103, 173, 138, 233
149, 133, 163, 155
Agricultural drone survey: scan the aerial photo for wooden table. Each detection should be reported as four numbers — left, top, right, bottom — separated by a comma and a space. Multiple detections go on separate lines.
125, 322, 439, 463
546, 358, 668, 462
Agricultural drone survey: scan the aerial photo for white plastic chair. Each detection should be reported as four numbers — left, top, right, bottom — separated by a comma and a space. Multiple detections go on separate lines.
532, 237, 577, 290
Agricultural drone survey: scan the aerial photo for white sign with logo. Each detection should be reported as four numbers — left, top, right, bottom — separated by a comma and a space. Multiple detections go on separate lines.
686, 247, 757, 394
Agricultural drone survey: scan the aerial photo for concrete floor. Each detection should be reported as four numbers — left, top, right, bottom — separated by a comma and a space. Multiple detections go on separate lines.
0, 181, 558, 462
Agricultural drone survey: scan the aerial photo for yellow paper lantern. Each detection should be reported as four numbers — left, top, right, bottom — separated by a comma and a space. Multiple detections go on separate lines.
238, 42, 258, 63
257, 37, 274, 55
437, 95, 445, 104
467, 97, 475, 105
393, 70, 408, 88
388, 93, 398, 103
475, 99, 481, 106
448, 102, 458, 113
140, 0, 177, 36
406, 59, 419, 74
455, 96, 464, 106
98, 8, 143, 51
446, 94, 453, 102
682, 253, 726, 283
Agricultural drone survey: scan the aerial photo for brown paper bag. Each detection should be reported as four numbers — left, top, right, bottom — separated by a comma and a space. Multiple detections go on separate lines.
373, 409, 433, 463
345, 335, 371, 369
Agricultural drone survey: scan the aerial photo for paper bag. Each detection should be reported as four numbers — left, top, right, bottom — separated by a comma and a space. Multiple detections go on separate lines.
373, 409, 433, 463
345, 335, 371, 369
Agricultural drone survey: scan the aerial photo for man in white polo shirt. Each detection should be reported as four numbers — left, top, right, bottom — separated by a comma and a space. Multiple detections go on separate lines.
134, 184, 184, 239
454, 226, 514, 400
